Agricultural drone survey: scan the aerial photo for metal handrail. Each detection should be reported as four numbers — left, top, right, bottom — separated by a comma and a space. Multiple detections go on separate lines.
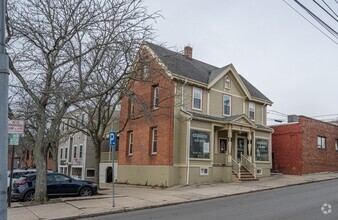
241, 154, 256, 179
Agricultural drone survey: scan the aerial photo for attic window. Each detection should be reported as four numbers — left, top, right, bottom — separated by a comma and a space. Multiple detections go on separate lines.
143, 65, 148, 79
224, 75, 230, 89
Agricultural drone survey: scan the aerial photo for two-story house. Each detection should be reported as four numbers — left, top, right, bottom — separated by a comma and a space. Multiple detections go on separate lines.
118, 42, 273, 187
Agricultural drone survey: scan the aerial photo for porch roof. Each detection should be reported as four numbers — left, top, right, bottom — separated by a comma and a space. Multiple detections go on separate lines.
187, 111, 272, 131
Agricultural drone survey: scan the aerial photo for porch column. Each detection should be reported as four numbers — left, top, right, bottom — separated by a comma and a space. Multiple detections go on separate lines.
227, 128, 232, 163
247, 132, 252, 162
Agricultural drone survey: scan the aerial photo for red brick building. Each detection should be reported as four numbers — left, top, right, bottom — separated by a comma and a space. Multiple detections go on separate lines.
271, 116, 338, 175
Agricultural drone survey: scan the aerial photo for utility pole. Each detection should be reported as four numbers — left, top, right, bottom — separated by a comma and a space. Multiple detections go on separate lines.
0, 0, 9, 219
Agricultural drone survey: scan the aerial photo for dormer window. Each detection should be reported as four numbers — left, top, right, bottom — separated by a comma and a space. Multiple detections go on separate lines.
224, 75, 230, 89
192, 87, 202, 110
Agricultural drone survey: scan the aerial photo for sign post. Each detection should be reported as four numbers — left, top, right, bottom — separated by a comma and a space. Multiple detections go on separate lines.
8, 120, 24, 207
109, 131, 117, 207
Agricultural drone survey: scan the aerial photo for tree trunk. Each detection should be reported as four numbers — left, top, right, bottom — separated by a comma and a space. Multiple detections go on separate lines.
34, 114, 48, 203
94, 142, 101, 187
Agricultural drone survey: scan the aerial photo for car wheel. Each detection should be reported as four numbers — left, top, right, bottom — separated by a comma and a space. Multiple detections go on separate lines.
23, 191, 35, 202
79, 186, 93, 196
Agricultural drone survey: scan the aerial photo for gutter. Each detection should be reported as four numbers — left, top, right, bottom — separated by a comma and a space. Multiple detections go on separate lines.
180, 79, 193, 185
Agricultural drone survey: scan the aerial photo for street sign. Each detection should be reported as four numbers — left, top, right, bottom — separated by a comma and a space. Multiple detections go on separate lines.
9, 133, 20, 145
8, 120, 24, 134
109, 131, 117, 148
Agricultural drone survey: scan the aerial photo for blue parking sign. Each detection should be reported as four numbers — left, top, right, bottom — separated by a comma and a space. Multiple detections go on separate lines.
109, 131, 117, 148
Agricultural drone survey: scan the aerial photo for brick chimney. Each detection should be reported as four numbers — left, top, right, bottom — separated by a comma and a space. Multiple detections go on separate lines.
184, 46, 192, 59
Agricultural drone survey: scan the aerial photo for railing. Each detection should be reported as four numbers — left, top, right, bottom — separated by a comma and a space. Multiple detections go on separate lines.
241, 154, 256, 179
231, 157, 241, 179
72, 158, 83, 165
60, 159, 67, 166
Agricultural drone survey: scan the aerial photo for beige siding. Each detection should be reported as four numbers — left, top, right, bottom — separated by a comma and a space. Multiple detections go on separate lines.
117, 165, 172, 186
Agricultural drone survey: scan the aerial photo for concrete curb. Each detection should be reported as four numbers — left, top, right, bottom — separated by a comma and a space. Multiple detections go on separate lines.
49, 176, 338, 220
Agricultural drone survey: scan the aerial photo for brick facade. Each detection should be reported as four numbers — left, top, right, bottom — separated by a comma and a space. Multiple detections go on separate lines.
271, 116, 338, 175
118, 49, 175, 166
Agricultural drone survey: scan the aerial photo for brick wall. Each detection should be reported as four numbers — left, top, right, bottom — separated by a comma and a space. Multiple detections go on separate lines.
271, 123, 303, 175
271, 116, 338, 175
118, 48, 175, 166
299, 116, 338, 174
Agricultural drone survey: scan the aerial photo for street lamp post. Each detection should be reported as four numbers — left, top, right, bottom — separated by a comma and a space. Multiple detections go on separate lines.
0, 0, 9, 219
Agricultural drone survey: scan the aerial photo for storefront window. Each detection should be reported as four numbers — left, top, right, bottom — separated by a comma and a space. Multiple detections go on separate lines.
190, 130, 210, 159
255, 139, 269, 161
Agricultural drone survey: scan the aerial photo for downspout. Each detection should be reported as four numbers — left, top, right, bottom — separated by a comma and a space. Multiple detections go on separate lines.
180, 79, 193, 185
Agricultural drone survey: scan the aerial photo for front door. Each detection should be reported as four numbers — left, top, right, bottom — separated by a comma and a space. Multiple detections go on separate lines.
237, 138, 245, 160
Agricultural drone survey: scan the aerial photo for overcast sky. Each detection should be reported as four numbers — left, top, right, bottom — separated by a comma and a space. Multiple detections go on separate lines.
144, 0, 338, 124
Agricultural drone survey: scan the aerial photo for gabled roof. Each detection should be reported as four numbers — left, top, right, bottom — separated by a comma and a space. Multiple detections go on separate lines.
145, 42, 272, 104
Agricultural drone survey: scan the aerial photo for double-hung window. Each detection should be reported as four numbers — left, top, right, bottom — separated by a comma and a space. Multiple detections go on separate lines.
223, 95, 231, 116
151, 127, 158, 154
79, 145, 83, 158
153, 86, 159, 109
60, 148, 63, 159
317, 136, 326, 149
129, 95, 134, 115
128, 131, 133, 155
192, 87, 202, 110
73, 146, 77, 158
249, 102, 255, 120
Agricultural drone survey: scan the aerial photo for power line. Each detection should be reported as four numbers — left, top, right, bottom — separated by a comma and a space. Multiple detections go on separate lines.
321, 0, 338, 19
282, 0, 338, 44
313, 0, 338, 23
294, 0, 338, 39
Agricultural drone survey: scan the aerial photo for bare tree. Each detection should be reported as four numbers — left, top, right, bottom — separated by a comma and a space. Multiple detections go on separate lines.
6, 0, 158, 203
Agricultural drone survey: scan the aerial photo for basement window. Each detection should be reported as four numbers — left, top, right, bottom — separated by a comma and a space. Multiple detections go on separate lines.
257, 168, 262, 175
200, 167, 209, 176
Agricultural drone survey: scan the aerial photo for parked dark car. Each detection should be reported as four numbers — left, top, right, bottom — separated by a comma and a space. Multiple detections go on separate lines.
12, 173, 98, 202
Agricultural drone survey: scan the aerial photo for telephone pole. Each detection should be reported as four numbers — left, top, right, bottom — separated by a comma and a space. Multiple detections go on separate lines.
0, 0, 9, 219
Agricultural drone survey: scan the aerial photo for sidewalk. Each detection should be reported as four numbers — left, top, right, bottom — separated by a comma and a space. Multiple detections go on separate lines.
8, 172, 338, 220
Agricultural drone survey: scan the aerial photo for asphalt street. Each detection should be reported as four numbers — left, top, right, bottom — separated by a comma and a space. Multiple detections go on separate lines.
84, 179, 338, 220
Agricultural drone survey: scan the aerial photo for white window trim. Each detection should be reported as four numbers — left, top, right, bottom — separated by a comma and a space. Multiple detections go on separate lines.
192, 87, 202, 110
153, 86, 159, 109
257, 168, 263, 175
86, 168, 95, 178
128, 131, 133, 155
200, 167, 209, 176
317, 136, 326, 149
249, 102, 255, 121
223, 95, 231, 116
336, 140, 338, 151
151, 127, 158, 154
224, 75, 231, 89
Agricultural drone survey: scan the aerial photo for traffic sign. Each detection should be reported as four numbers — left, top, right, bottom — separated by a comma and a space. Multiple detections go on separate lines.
8, 120, 24, 134
9, 133, 20, 145
109, 131, 117, 148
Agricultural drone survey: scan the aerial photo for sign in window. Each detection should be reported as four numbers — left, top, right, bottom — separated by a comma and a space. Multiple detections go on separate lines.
190, 130, 210, 159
